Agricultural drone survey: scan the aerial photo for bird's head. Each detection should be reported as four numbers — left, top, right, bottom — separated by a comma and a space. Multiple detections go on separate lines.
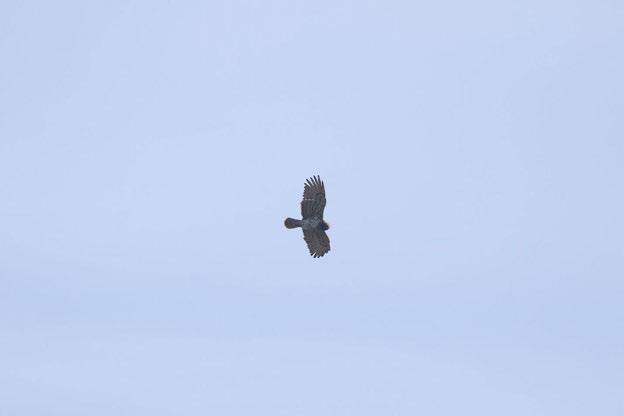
322, 221, 330, 231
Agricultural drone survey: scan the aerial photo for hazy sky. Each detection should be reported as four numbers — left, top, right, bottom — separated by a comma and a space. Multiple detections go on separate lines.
1, 1, 623, 415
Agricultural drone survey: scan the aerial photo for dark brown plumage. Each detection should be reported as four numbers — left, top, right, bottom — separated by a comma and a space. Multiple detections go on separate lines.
284, 175, 331, 258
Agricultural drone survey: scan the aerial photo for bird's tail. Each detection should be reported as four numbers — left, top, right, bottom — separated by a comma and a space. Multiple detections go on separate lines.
284, 218, 302, 229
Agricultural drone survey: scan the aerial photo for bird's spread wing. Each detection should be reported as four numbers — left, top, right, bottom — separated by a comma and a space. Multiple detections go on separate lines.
301, 175, 326, 219
303, 229, 331, 258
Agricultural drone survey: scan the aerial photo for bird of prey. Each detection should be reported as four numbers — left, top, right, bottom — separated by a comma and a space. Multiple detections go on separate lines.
284, 175, 331, 258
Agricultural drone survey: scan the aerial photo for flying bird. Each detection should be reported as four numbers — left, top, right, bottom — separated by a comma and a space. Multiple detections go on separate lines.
284, 175, 331, 258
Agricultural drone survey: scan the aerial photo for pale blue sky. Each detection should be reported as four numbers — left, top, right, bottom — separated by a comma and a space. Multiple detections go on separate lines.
1, 1, 623, 414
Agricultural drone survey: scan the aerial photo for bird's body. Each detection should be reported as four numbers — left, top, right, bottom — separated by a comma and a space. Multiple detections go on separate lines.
301, 217, 323, 230
284, 175, 331, 258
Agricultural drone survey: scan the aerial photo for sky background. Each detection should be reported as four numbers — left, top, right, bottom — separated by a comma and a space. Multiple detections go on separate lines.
1, 1, 623, 414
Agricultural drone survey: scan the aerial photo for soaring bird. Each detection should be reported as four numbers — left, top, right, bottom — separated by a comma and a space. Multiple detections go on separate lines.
284, 175, 331, 258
